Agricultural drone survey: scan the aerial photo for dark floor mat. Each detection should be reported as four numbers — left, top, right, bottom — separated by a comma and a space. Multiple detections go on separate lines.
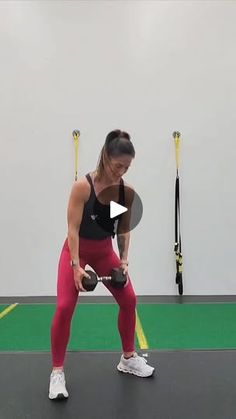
0, 350, 236, 419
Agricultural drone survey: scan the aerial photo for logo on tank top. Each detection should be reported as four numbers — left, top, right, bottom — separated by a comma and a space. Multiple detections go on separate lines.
91, 214, 99, 221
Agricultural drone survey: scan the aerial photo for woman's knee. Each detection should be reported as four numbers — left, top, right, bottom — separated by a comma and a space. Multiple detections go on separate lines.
119, 289, 137, 310
55, 301, 75, 322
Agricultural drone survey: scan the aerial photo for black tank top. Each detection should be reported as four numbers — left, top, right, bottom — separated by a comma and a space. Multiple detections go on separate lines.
79, 173, 125, 240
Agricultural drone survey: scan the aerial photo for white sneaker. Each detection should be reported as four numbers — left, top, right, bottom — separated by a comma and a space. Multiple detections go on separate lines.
49, 370, 69, 400
117, 352, 155, 377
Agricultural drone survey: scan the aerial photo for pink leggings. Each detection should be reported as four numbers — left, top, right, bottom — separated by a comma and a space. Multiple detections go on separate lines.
51, 236, 137, 367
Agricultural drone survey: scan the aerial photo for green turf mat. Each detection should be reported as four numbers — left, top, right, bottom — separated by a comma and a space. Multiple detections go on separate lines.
1, 303, 236, 351
138, 303, 236, 350
0, 304, 139, 351
0, 305, 8, 313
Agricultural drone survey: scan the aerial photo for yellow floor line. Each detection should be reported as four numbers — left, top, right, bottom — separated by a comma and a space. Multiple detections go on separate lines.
0, 303, 18, 319
135, 309, 149, 349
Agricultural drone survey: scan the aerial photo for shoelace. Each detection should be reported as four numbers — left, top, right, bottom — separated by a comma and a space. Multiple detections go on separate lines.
126, 354, 148, 365
51, 372, 65, 385
136, 355, 148, 365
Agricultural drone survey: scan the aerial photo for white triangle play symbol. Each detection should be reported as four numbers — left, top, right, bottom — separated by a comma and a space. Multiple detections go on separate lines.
110, 201, 128, 219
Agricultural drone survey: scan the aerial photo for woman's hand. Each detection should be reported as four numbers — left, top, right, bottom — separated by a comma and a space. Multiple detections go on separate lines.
120, 260, 129, 287
73, 266, 90, 292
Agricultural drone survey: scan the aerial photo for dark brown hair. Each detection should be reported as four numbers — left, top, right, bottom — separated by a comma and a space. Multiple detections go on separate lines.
96, 129, 135, 178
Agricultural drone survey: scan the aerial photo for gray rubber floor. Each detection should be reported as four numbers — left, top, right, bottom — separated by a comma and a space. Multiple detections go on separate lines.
0, 350, 236, 419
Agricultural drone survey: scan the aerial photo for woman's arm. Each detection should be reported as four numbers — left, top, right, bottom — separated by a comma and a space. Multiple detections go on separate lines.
67, 179, 89, 266
117, 231, 130, 263
116, 184, 135, 264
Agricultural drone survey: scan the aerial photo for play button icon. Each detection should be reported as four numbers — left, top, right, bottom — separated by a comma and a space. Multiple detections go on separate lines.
110, 201, 127, 219
92, 184, 143, 235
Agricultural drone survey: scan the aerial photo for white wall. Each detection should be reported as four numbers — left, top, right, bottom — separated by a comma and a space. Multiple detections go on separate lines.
0, 0, 236, 296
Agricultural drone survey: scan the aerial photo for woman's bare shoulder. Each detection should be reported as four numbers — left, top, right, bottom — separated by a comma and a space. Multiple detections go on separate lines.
70, 175, 91, 201
123, 180, 135, 204
123, 179, 134, 191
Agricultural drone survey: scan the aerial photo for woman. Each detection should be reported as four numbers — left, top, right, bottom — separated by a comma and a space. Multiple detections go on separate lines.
49, 129, 154, 400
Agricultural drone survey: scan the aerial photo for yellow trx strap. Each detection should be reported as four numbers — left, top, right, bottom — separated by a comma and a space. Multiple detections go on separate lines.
174, 130, 181, 172
72, 129, 80, 181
